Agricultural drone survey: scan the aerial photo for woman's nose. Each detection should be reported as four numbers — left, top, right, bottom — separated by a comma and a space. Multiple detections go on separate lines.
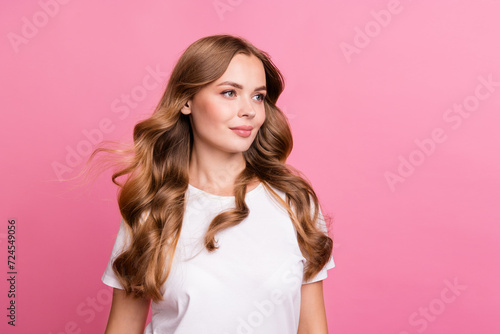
238, 97, 256, 118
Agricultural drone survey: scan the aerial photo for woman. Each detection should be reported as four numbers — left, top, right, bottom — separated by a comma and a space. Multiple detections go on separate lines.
95, 34, 335, 333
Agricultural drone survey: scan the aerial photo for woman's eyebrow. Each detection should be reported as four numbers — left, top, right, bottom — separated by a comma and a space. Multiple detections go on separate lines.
216, 81, 267, 92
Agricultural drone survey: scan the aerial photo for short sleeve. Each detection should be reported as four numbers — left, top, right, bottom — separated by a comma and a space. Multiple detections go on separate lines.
302, 205, 335, 284
101, 218, 131, 289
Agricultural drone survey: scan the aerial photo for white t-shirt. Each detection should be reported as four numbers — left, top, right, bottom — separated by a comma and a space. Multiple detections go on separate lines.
101, 182, 335, 333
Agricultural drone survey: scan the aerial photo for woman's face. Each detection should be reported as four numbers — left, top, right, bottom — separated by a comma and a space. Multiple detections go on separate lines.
181, 53, 267, 155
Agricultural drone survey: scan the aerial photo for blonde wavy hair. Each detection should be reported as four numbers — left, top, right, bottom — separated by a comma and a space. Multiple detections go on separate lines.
82, 34, 333, 303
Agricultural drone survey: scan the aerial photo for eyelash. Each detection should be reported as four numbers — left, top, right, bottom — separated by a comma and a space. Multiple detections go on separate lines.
221, 90, 266, 102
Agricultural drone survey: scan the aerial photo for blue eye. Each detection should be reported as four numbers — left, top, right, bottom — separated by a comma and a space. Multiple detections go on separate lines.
222, 90, 236, 97
254, 94, 266, 102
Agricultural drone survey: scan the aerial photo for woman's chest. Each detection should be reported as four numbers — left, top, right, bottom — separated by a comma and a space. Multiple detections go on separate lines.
156, 195, 305, 314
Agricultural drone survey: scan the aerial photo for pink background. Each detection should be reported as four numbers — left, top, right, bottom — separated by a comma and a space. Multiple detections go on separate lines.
1, 0, 499, 333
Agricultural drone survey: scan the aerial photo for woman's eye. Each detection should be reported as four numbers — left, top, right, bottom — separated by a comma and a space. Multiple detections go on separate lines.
222, 90, 236, 97
254, 94, 266, 102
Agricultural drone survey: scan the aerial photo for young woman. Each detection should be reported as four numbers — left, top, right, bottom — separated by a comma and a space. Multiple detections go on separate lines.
96, 34, 335, 333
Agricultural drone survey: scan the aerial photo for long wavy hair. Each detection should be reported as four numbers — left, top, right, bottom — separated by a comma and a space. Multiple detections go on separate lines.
84, 34, 333, 302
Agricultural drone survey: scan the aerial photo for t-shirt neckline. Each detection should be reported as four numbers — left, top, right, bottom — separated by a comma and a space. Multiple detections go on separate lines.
187, 182, 263, 200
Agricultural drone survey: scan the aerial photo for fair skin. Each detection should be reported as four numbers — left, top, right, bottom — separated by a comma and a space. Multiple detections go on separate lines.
104, 288, 150, 334
298, 281, 330, 334
104, 53, 329, 333
181, 53, 267, 195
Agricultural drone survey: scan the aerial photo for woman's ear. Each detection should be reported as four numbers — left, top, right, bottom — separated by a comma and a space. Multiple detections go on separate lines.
180, 101, 192, 115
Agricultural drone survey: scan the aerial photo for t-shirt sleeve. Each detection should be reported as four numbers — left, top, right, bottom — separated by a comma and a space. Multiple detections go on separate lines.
101, 218, 131, 289
302, 205, 335, 284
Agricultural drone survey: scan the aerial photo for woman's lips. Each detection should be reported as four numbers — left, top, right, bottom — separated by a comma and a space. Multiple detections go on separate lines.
231, 128, 252, 137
